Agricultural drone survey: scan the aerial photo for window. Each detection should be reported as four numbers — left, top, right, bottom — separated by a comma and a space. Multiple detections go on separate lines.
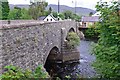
51, 19, 52, 21
47, 19, 49, 21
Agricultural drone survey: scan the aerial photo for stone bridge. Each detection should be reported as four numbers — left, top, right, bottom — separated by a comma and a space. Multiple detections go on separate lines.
0, 20, 80, 74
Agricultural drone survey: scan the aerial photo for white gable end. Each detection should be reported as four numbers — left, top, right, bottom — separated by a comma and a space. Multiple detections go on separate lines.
44, 15, 56, 22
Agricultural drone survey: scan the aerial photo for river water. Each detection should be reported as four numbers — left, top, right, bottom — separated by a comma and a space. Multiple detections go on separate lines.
45, 40, 97, 79
76, 40, 97, 78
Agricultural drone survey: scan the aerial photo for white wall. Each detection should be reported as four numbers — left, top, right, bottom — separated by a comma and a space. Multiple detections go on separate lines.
44, 15, 56, 22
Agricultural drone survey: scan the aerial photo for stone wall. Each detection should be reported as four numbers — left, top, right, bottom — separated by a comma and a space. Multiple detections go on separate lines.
0, 20, 76, 74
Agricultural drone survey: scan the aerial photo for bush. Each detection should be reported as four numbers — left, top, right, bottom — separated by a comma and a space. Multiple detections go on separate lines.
85, 23, 100, 40
0, 65, 49, 80
92, 1, 120, 78
66, 32, 80, 48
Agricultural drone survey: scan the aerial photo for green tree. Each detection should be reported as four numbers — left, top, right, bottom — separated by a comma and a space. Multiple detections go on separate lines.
48, 7, 52, 14
63, 10, 73, 19
13, 6, 21, 19
8, 7, 32, 20
1, 0, 10, 20
72, 14, 81, 21
92, 1, 120, 78
28, 0, 48, 20
52, 11, 58, 18
58, 13, 65, 20
20, 8, 32, 19
89, 12, 93, 16
0, 1, 2, 19
8, 8, 20, 20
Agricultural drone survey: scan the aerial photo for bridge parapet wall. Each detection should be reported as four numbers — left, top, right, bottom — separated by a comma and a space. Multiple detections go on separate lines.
0, 20, 76, 73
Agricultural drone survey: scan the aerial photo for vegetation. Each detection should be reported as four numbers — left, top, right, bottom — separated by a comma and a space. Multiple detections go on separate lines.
85, 23, 100, 39
52, 10, 81, 21
92, 1, 120, 78
62, 10, 81, 21
1, 0, 10, 20
0, 65, 49, 80
66, 32, 80, 48
28, 0, 48, 20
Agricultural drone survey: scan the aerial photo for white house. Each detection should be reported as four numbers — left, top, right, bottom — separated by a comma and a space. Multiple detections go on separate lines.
92, 12, 101, 16
38, 14, 56, 22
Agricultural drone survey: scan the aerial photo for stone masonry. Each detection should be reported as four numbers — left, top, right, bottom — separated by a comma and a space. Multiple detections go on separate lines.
0, 20, 80, 74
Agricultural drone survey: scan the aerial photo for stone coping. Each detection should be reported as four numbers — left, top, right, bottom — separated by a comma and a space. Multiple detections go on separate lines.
0, 20, 71, 30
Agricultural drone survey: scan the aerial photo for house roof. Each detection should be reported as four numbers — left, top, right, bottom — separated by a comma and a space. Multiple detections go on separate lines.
81, 16, 100, 22
38, 16, 46, 20
38, 14, 58, 21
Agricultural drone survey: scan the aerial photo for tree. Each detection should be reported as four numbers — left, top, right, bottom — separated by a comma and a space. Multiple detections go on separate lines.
58, 13, 65, 20
20, 8, 32, 19
89, 12, 93, 16
8, 8, 20, 20
72, 14, 81, 21
48, 7, 52, 14
63, 10, 73, 19
1, 0, 10, 20
0, 2, 2, 19
8, 8, 32, 20
28, 0, 48, 20
52, 11, 58, 18
92, 1, 120, 78
14, 6, 21, 19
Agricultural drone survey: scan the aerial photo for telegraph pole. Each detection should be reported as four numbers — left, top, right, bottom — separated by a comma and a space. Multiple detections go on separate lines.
58, 0, 60, 13
58, 0, 60, 20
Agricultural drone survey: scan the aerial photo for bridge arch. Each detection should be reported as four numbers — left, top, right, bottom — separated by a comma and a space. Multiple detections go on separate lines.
44, 46, 61, 76
68, 28, 75, 32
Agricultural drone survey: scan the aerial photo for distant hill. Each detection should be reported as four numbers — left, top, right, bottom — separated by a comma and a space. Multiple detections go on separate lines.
47, 4, 96, 16
9, 4, 96, 16
9, 4, 29, 10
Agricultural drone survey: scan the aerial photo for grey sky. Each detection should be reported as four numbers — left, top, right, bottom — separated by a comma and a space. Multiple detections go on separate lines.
8, 0, 117, 10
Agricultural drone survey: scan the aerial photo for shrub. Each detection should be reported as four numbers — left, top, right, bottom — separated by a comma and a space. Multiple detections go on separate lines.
66, 32, 80, 48
92, 1, 120, 78
0, 65, 49, 80
85, 23, 100, 40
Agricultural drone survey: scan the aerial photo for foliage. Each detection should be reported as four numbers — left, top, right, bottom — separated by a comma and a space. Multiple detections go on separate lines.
72, 14, 81, 22
52, 11, 58, 18
63, 10, 73, 19
66, 32, 80, 48
0, 2, 2, 19
85, 23, 100, 39
28, 0, 48, 20
89, 12, 93, 16
33, 65, 49, 78
58, 13, 65, 20
8, 7, 32, 20
63, 10, 81, 21
0, 65, 49, 80
1, 0, 10, 20
92, 1, 120, 78
48, 7, 52, 14
20, 8, 32, 19
8, 7, 21, 20
0, 65, 33, 80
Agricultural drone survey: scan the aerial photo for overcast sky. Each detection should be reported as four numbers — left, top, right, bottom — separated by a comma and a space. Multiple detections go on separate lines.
8, 0, 117, 10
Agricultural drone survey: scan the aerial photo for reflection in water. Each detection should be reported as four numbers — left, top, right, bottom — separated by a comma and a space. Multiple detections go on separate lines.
44, 40, 97, 79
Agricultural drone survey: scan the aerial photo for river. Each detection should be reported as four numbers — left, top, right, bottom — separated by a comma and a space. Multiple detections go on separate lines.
45, 40, 98, 79
77, 40, 97, 78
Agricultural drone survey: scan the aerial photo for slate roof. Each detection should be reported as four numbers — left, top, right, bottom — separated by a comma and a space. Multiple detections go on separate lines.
38, 16, 46, 20
81, 16, 100, 22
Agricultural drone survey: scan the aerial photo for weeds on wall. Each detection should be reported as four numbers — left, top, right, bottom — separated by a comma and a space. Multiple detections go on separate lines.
66, 32, 80, 48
